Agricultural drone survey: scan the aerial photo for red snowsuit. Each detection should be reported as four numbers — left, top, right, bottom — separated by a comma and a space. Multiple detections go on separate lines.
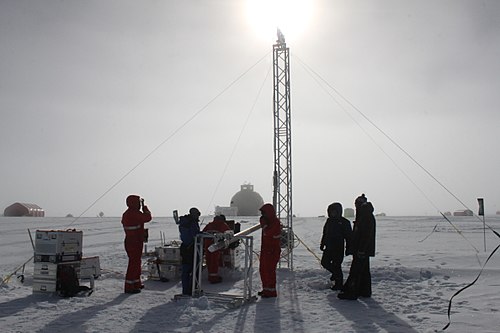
122, 195, 152, 292
259, 203, 282, 297
202, 216, 231, 283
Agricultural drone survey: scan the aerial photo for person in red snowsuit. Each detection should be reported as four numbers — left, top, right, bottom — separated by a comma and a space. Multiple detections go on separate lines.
258, 203, 282, 298
121, 195, 152, 294
202, 215, 231, 284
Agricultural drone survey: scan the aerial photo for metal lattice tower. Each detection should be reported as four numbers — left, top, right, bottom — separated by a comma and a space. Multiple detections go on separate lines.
272, 29, 293, 270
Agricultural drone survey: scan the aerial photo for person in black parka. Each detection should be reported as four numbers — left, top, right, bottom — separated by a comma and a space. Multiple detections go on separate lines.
338, 194, 376, 300
320, 202, 353, 290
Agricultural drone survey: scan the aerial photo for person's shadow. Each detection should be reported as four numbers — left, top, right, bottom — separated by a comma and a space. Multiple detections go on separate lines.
253, 295, 282, 333
0, 293, 56, 318
131, 277, 244, 332
37, 293, 129, 332
327, 293, 420, 333
131, 296, 251, 332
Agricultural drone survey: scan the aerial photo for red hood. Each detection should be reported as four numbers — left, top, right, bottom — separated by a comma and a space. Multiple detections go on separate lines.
260, 203, 276, 217
126, 195, 141, 210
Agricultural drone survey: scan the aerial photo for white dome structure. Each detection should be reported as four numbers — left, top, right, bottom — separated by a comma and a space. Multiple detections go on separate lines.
230, 184, 264, 216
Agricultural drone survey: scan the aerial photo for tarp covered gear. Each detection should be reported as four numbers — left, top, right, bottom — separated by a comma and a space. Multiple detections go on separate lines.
57, 264, 89, 297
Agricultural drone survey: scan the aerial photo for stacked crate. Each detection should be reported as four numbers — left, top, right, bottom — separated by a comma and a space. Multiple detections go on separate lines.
32, 229, 83, 293
33, 262, 59, 293
80, 256, 101, 279
148, 244, 182, 281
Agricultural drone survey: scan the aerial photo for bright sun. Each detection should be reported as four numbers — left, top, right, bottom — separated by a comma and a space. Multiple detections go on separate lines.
245, 0, 315, 43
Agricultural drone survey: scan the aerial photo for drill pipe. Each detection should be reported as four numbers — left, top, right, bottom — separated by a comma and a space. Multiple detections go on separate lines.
207, 223, 262, 253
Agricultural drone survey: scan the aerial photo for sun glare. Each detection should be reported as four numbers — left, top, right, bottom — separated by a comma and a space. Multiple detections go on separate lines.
245, 0, 315, 43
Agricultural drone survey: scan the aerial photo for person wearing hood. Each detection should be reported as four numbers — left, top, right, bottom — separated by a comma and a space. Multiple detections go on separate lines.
202, 215, 231, 284
338, 194, 376, 300
258, 203, 282, 298
121, 195, 152, 294
320, 202, 352, 290
178, 207, 201, 295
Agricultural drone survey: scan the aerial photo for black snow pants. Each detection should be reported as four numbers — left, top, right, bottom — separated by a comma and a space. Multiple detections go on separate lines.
321, 249, 344, 283
343, 255, 372, 297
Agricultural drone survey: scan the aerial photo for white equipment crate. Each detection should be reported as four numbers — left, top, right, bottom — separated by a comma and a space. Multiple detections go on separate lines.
32, 261, 88, 294
33, 278, 57, 293
148, 261, 181, 281
34, 262, 58, 280
80, 256, 101, 279
33, 262, 58, 293
35, 229, 83, 257
155, 245, 181, 264
34, 253, 83, 263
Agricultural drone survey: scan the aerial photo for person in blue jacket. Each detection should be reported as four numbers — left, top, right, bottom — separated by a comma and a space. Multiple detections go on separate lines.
179, 207, 201, 295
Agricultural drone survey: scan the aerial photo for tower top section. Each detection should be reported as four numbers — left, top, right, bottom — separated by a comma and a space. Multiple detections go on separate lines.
277, 28, 286, 44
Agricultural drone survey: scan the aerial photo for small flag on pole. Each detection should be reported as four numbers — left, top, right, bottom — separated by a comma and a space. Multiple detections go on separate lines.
477, 198, 484, 216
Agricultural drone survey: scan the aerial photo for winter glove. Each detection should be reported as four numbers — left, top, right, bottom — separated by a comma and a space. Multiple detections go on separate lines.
320, 244, 325, 251
223, 230, 234, 240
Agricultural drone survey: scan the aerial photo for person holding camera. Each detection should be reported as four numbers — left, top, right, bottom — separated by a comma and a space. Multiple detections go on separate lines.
121, 194, 152, 294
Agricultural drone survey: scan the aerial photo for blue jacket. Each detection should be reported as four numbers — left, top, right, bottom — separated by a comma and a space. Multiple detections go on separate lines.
179, 215, 200, 246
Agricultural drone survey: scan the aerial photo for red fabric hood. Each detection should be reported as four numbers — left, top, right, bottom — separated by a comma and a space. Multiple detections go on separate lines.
260, 203, 276, 217
126, 195, 141, 210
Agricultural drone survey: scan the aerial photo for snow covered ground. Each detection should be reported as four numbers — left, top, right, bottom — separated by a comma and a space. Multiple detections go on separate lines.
1, 215, 499, 332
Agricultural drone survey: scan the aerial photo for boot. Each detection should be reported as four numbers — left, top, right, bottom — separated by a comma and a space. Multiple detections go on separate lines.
330, 280, 343, 291
261, 290, 277, 298
125, 289, 141, 294
209, 276, 222, 284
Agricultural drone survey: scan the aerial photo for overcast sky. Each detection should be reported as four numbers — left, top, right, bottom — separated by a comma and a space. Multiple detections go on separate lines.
1, 0, 499, 217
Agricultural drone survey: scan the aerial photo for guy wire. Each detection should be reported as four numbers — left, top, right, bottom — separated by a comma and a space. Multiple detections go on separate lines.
202, 64, 272, 226
294, 55, 457, 203
293, 54, 480, 252
2, 53, 272, 285
68, 52, 270, 226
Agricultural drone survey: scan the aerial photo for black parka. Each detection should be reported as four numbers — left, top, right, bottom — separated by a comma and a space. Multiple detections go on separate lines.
320, 203, 352, 255
351, 202, 376, 257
